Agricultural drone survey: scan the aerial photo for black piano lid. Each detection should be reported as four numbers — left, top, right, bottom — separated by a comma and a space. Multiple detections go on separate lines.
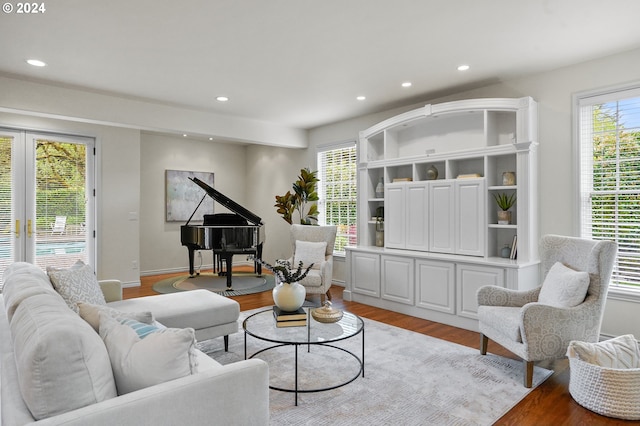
189, 177, 263, 226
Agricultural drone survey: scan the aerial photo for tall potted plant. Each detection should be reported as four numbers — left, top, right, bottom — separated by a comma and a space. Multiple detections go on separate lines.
274, 168, 319, 225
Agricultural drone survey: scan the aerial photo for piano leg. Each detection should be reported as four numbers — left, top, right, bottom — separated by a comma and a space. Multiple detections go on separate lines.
187, 247, 198, 277
223, 254, 233, 289
255, 243, 263, 275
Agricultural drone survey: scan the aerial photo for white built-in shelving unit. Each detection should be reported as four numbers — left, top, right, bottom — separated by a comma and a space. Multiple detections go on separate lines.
345, 97, 539, 331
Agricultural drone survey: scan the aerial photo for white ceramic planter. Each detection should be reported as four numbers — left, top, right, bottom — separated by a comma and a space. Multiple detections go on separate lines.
272, 281, 306, 312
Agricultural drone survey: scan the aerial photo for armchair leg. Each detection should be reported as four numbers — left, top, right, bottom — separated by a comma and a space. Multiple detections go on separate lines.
326, 289, 332, 301
524, 361, 533, 388
480, 334, 488, 355
224, 335, 229, 352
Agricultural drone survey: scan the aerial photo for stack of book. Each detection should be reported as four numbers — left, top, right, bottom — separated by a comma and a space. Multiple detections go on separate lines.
273, 306, 307, 327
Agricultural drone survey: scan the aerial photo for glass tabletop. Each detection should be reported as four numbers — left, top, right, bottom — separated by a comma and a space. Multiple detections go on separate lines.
243, 307, 364, 345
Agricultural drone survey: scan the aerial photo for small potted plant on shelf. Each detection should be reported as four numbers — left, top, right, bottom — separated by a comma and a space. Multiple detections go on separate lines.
493, 192, 516, 224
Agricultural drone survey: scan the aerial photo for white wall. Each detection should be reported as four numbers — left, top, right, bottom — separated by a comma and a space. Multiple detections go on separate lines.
307, 47, 640, 338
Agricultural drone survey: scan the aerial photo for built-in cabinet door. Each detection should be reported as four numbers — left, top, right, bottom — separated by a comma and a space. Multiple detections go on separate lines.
429, 181, 455, 253
456, 263, 504, 319
381, 255, 414, 305
385, 184, 405, 249
351, 251, 380, 297
455, 179, 486, 256
405, 183, 429, 251
415, 259, 455, 314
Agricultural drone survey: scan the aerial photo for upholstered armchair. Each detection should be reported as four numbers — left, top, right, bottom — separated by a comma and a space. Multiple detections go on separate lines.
285, 224, 337, 303
477, 234, 617, 387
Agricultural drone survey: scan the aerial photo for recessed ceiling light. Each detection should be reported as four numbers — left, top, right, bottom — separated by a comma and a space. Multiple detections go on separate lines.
356, 96, 366, 101
182, 134, 188, 137
216, 96, 229, 102
26, 59, 46, 67
402, 82, 412, 88
457, 64, 470, 71
209, 137, 213, 141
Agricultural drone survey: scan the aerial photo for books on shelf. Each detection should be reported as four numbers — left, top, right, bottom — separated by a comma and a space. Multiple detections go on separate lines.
510, 235, 518, 260
273, 306, 307, 327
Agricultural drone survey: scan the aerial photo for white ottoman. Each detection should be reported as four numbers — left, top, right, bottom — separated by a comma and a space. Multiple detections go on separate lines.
108, 289, 240, 350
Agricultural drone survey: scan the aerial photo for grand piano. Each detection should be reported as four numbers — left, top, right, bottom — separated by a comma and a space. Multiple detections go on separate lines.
180, 177, 265, 289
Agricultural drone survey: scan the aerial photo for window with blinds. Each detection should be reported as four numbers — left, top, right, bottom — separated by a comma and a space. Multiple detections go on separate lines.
317, 142, 357, 254
577, 85, 640, 290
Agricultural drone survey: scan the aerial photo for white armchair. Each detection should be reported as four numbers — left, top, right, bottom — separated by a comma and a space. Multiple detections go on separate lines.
477, 234, 617, 387
286, 224, 337, 303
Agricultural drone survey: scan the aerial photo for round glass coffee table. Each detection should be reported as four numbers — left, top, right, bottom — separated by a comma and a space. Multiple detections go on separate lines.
243, 307, 364, 405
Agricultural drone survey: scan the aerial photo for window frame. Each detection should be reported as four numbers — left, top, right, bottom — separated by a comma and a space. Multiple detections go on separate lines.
316, 140, 358, 256
574, 82, 640, 302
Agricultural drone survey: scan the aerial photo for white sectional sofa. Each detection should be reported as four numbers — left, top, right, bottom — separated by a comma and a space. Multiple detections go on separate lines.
0, 262, 269, 425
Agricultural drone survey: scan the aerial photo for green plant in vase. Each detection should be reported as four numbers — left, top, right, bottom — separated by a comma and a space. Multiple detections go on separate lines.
274, 167, 319, 225
493, 192, 516, 224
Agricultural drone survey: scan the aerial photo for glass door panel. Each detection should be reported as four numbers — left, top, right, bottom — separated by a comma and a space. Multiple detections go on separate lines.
0, 133, 16, 278
31, 135, 92, 270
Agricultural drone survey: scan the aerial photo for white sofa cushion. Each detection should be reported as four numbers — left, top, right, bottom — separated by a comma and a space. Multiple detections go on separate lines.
47, 260, 107, 313
10, 293, 117, 420
78, 302, 154, 333
99, 313, 198, 395
2, 262, 61, 322
538, 261, 590, 308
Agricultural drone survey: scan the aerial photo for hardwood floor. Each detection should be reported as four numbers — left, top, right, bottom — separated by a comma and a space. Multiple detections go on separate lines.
128, 270, 628, 425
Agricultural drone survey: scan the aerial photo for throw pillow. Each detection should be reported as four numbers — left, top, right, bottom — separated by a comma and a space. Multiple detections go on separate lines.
294, 240, 327, 270
568, 334, 640, 369
47, 260, 106, 313
538, 262, 590, 308
78, 302, 154, 333
99, 313, 198, 395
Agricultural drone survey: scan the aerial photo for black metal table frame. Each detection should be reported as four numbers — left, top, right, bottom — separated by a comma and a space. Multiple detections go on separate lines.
243, 309, 365, 406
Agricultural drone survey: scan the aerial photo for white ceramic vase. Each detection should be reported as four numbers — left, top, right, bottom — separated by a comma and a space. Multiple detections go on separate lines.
272, 281, 306, 312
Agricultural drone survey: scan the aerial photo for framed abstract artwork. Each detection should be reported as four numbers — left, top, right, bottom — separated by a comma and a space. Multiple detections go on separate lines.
165, 170, 214, 222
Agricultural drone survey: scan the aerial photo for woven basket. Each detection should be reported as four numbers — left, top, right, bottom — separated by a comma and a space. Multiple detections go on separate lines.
568, 355, 640, 420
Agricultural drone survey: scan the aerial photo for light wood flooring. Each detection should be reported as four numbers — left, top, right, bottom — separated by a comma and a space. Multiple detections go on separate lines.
127, 269, 630, 425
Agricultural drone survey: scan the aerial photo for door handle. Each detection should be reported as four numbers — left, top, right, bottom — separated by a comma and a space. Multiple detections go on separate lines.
15, 219, 20, 238
27, 219, 32, 238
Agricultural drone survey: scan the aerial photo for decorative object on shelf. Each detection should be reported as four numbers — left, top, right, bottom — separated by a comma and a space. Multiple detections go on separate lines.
426, 165, 439, 180
493, 192, 516, 224
311, 300, 343, 323
392, 177, 413, 182
502, 171, 516, 186
375, 177, 384, 198
501, 245, 512, 258
274, 167, 319, 225
251, 258, 313, 311
375, 206, 384, 247
457, 173, 482, 179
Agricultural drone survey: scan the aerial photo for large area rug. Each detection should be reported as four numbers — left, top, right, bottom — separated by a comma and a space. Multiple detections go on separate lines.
198, 309, 553, 426
152, 272, 275, 297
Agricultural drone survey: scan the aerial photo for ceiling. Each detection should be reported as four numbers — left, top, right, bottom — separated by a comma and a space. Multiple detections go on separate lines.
2, 0, 640, 130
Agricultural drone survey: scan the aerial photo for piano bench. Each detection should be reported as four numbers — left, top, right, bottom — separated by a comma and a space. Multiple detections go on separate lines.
107, 289, 240, 350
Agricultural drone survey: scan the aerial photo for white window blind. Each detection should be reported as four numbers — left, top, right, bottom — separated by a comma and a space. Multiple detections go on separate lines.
317, 142, 357, 254
578, 86, 640, 290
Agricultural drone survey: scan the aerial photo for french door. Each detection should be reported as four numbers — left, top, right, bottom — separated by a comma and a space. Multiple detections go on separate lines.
0, 129, 95, 284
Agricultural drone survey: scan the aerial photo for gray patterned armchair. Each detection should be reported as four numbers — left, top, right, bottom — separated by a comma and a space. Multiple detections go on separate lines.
477, 234, 617, 387
286, 224, 337, 303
